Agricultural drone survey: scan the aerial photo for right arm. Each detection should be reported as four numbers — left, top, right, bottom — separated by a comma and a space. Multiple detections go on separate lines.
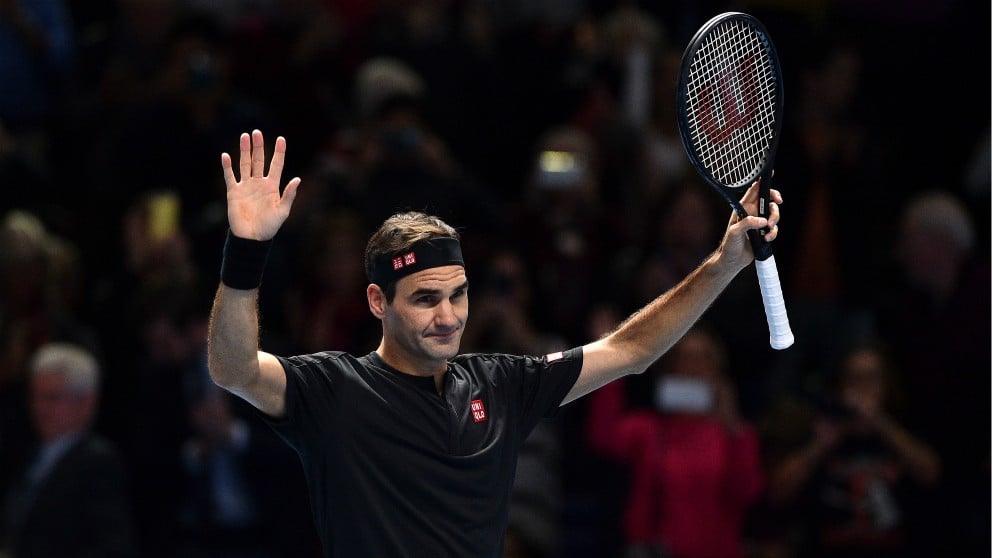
208, 285, 287, 417
766, 417, 842, 506
207, 130, 300, 418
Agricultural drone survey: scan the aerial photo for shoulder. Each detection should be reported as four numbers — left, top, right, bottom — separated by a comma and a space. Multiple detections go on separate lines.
451, 348, 582, 371
277, 351, 374, 379
73, 434, 124, 460
279, 350, 356, 369
60, 434, 128, 477
451, 352, 520, 368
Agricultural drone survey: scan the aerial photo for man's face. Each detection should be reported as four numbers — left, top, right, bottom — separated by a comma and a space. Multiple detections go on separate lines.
30, 372, 94, 442
380, 265, 468, 373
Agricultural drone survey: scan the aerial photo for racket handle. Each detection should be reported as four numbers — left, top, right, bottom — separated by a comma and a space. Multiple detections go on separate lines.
754, 255, 794, 350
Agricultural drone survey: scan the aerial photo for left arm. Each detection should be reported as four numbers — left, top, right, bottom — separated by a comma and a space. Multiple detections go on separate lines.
563, 183, 781, 405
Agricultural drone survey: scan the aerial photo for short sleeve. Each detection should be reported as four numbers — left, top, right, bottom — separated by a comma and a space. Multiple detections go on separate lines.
258, 352, 345, 456
506, 347, 583, 434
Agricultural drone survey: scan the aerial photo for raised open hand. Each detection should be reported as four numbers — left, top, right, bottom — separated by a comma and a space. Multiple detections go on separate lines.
221, 130, 301, 240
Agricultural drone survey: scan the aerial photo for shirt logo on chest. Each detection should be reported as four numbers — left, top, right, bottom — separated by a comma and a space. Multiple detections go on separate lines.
470, 399, 487, 423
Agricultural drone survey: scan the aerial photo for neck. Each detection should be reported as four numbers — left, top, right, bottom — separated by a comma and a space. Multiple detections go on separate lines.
375, 341, 447, 374
375, 342, 447, 396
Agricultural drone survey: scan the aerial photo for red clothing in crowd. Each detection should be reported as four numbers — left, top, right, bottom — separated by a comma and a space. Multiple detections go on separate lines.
587, 379, 764, 558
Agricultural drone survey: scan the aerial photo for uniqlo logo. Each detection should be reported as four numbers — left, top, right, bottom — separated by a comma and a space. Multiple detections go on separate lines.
403, 252, 417, 266
392, 257, 404, 270
470, 399, 487, 423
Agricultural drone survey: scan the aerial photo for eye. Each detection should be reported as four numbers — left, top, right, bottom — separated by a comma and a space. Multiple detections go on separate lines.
416, 294, 438, 305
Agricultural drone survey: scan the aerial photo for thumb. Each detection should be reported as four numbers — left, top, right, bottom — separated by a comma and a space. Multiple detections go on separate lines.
281, 177, 301, 210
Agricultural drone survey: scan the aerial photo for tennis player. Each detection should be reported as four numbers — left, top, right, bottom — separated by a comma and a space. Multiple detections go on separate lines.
207, 130, 781, 557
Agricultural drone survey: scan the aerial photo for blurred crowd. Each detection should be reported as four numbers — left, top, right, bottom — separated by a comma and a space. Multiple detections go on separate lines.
0, 0, 988, 557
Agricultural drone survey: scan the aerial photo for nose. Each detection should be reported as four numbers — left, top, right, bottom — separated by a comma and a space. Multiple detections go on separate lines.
434, 299, 460, 330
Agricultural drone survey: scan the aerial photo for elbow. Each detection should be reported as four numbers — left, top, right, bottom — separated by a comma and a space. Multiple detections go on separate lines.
600, 337, 655, 376
207, 358, 236, 390
206, 349, 255, 391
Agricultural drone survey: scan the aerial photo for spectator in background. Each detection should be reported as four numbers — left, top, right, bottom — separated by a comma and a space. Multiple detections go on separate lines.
0, 0, 74, 203
769, 36, 884, 402
597, 3, 666, 224
460, 248, 566, 357
124, 275, 317, 558
586, 326, 764, 558
763, 343, 940, 558
88, 192, 200, 451
0, 343, 135, 557
513, 125, 624, 345
105, 11, 276, 222
0, 211, 96, 371
623, 183, 723, 309
0, 211, 97, 498
177, 365, 319, 558
875, 191, 990, 556
0, 0, 74, 125
611, 182, 768, 415
642, 47, 690, 203
124, 276, 208, 558
284, 209, 379, 355
350, 57, 507, 236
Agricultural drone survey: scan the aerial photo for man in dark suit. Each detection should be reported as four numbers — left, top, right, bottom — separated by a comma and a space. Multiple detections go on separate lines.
0, 343, 136, 557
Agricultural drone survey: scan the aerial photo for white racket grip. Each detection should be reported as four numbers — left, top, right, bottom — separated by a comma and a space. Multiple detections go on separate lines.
754, 256, 794, 350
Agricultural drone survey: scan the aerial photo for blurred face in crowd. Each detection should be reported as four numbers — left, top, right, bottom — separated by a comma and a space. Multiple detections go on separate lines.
898, 221, 959, 297
373, 265, 469, 374
840, 348, 886, 415
665, 329, 723, 384
660, 188, 717, 258
30, 371, 96, 443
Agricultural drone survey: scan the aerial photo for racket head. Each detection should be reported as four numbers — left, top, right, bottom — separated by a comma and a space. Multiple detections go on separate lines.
676, 12, 784, 212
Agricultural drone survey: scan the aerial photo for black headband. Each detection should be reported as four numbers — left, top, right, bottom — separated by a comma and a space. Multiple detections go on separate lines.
369, 237, 464, 286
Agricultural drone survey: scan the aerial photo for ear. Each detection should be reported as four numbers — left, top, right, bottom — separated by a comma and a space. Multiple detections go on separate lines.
367, 284, 387, 319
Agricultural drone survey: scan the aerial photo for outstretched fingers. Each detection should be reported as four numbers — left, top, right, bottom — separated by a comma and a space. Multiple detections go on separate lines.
238, 132, 251, 182
281, 176, 301, 210
221, 152, 236, 189
251, 129, 265, 177
268, 136, 288, 180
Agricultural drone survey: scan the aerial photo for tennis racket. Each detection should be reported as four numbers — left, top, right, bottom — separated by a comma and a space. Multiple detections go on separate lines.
676, 12, 794, 350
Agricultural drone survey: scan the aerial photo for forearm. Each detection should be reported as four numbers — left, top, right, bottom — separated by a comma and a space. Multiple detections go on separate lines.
876, 416, 941, 485
207, 284, 262, 389
607, 252, 740, 372
767, 442, 827, 506
568, 253, 741, 403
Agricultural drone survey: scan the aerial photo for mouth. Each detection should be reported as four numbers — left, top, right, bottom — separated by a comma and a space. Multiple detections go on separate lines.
427, 329, 459, 342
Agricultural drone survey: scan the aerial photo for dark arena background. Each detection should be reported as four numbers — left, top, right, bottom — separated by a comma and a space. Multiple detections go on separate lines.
0, 0, 988, 557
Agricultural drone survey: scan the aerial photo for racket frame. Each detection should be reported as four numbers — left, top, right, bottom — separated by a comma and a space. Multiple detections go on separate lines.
676, 11, 784, 260
676, 12, 794, 350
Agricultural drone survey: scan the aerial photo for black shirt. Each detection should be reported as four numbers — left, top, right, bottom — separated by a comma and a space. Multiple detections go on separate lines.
263, 348, 583, 557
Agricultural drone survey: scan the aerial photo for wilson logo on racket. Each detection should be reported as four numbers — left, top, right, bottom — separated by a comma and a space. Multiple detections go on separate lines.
697, 53, 759, 145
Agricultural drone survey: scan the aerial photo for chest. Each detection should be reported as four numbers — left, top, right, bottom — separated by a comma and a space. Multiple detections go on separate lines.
639, 420, 733, 488
331, 371, 512, 460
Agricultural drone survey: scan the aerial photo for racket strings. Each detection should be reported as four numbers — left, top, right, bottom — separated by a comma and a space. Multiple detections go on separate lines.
685, 20, 778, 187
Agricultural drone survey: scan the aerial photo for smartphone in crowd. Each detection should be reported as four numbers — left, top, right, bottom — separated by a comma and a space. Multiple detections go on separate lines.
147, 191, 180, 241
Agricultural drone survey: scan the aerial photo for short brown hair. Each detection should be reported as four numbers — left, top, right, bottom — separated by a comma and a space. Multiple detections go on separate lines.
365, 212, 460, 301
